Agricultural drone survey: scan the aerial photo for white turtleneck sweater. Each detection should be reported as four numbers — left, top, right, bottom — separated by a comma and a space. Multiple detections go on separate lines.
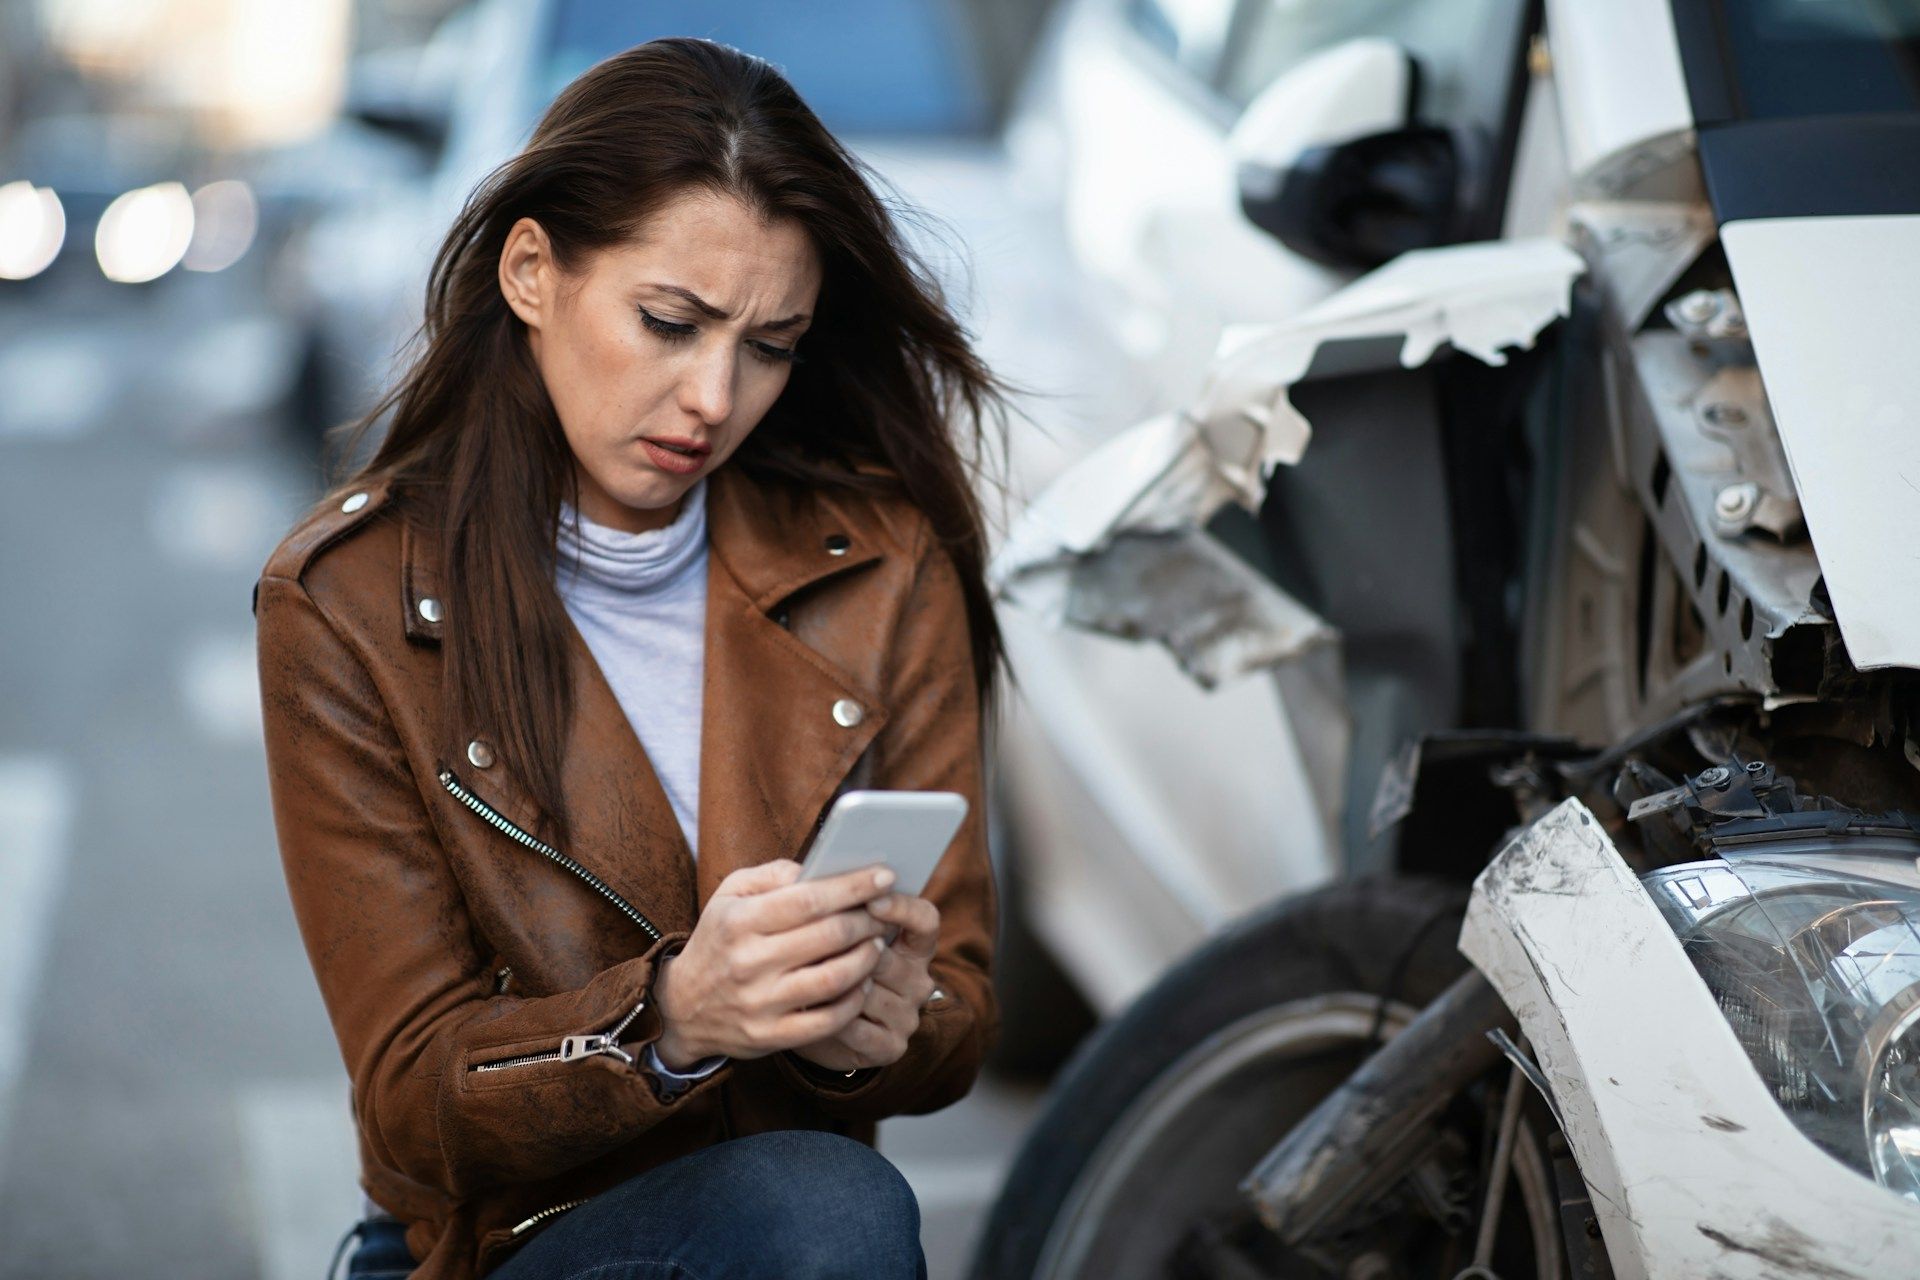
555, 478, 709, 860
554, 479, 724, 1089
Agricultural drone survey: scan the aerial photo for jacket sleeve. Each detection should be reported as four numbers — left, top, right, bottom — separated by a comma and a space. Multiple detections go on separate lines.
255, 573, 726, 1201
774, 520, 1001, 1118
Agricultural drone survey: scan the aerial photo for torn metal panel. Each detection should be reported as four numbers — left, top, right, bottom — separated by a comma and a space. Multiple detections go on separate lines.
991, 411, 1242, 610
992, 239, 1584, 683
1461, 801, 1917, 1280
1037, 526, 1352, 843
1566, 199, 1715, 331
1190, 238, 1587, 503
1059, 529, 1337, 689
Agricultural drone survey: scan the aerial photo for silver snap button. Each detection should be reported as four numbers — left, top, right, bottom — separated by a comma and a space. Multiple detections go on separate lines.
417, 597, 443, 624
824, 533, 851, 556
341, 491, 369, 513
467, 739, 495, 769
831, 698, 864, 727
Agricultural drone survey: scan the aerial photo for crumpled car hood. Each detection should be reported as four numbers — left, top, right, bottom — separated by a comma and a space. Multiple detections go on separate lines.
991, 238, 1585, 684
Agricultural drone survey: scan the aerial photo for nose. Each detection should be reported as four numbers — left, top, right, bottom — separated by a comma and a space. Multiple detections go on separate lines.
679, 342, 735, 427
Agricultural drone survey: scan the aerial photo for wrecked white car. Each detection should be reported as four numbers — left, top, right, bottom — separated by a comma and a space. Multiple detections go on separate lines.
975, 0, 1920, 1275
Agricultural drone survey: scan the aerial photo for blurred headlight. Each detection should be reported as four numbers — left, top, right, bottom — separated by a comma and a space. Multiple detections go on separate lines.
96, 182, 195, 284
1648, 836, 1920, 1201
0, 180, 66, 280
183, 180, 257, 273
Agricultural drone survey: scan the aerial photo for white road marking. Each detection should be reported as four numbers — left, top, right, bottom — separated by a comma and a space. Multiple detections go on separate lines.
237, 1078, 364, 1280
0, 757, 75, 1159
179, 631, 262, 743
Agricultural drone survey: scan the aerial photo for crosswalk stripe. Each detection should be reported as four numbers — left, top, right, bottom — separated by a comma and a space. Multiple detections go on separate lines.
236, 1078, 363, 1280
0, 756, 75, 1163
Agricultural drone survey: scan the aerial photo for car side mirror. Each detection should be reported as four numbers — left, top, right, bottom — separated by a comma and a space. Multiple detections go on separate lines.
1240, 125, 1483, 269
1228, 36, 1482, 270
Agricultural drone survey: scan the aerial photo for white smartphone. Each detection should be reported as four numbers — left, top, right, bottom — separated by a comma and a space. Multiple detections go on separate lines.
798, 789, 969, 900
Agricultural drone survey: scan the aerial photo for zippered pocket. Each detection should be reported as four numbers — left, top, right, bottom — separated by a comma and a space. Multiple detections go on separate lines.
468, 996, 650, 1075
437, 765, 664, 943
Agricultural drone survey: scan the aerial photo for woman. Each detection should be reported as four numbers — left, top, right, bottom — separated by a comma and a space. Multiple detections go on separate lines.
255, 37, 1006, 1280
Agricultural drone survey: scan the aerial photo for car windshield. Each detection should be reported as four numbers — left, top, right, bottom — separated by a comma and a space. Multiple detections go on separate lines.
1705, 0, 1920, 117
543, 0, 991, 135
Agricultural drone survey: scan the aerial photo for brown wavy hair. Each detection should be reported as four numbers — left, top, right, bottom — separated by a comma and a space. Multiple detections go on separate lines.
330, 36, 1011, 844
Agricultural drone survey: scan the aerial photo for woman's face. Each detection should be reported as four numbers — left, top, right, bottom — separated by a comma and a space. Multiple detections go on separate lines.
500, 188, 823, 534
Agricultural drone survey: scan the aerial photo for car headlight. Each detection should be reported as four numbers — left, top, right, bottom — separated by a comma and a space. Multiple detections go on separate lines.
1646, 836, 1920, 1201
95, 181, 194, 284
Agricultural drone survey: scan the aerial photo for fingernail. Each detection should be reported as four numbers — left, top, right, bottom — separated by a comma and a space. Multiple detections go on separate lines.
874, 937, 887, 952
873, 869, 895, 890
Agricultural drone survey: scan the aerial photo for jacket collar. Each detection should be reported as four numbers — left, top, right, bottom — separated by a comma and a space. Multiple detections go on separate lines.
397, 462, 893, 928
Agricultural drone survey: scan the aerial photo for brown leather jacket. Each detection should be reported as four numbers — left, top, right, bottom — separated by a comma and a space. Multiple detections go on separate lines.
253, 461, 998, 1279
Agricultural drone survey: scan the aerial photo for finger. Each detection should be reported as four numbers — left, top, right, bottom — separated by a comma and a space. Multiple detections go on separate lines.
771, 936, 884, 1011
838, 1008, 911, 1066
767, 980, 867, 1047
866, 894, 940, 958
858, 983, 918, 1039
761, 906, 887, 971
865, 944, 919, 998
716, 859, 802, 899
746, 866, 896, 933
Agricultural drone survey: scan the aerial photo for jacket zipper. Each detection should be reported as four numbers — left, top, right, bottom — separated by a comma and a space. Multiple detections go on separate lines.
438, 766, 663, 943
470, 995, 649, 1074
510, 1198, 588, 1237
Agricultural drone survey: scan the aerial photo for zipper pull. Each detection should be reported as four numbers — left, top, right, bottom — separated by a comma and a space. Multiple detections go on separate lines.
558, 998, 650, 1066
559, 1034, 635, 1066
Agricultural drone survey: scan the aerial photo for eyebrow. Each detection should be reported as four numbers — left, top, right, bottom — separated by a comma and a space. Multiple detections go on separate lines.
651, 284, 810, 332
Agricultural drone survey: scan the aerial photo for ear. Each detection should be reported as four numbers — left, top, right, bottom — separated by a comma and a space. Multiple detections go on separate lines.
499, 217, 555, 331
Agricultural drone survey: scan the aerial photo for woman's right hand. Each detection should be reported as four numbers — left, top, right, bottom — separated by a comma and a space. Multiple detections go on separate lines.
650, 859, 895, 1068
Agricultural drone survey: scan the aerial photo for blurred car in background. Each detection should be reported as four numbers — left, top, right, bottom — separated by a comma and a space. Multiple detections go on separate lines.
0, 110, 338, 436
286, 0, 1049, 444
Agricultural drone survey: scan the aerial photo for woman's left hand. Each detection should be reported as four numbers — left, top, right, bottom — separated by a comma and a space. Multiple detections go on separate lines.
789, 891, 940, 1073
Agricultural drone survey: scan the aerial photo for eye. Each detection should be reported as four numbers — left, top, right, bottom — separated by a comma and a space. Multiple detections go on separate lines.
639, 307, 696, 341
640, 307, 800, 366
748, 340, 803, 367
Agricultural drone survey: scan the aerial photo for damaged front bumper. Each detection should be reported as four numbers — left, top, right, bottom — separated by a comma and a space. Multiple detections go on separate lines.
1461, 800, 1918, 1280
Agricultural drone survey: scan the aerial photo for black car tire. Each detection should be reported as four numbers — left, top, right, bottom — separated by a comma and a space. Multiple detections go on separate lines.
969, 877, 1475, 1280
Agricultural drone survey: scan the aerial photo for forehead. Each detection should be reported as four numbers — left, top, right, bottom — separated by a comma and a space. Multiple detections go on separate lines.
598, 188, 821, 311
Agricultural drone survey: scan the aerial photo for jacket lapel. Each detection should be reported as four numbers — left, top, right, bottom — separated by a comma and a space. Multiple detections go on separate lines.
401, 463, 895, 930
694, 464, 890, 908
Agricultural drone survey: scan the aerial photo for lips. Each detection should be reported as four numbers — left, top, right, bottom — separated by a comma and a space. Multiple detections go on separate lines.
639, 436, 710, 475
642, 436, 709, 457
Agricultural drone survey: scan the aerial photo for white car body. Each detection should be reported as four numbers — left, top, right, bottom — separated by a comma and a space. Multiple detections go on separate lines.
1000, 0, 1920, 1267
998, 0, 1920, 1002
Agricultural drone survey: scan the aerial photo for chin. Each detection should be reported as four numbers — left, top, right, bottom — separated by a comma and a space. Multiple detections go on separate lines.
610, 460, 704, 508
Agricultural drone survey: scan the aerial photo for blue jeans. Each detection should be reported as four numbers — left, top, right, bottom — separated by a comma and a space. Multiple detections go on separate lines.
349, 1131, 926, 1280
